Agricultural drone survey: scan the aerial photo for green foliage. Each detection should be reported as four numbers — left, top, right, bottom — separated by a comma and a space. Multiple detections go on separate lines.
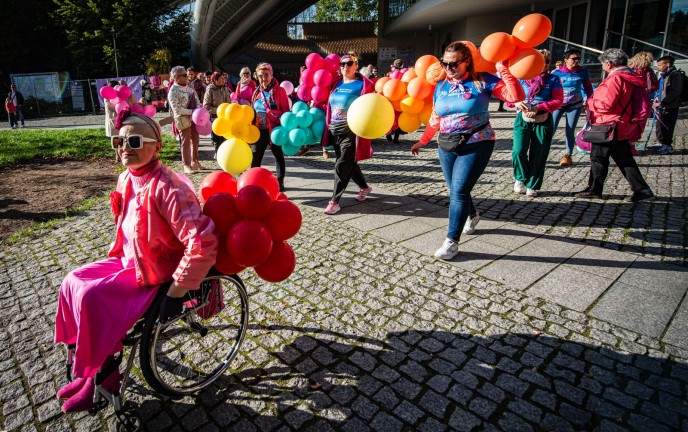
0, 128, 179, 167
313, 0, 377, 22
146, 49, 173, 76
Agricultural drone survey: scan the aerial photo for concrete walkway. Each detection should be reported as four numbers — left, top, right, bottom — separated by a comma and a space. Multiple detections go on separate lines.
1, 107, 687, 431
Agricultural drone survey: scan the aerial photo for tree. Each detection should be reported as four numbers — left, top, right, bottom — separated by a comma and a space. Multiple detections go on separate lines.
145, 49, 172, 75
313, 0, 377, 22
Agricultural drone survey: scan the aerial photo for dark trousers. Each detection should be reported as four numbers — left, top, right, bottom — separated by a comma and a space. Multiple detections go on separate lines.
656, 107, 679, 145
8, 113, 16, 127
251, 128, 285, 183
332, 130, 368, 203
589, 140, 651, 195
16, 106, 24, 125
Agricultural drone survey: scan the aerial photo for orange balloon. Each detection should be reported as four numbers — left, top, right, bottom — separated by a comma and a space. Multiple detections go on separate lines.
400, 96, 424, 115
480, 32, 516, 63
425, 62, 446, 85
390, 97, 403, 112
383, 79, 407, 101
401, 68, 417, 83
508, 48, 546, 80
414, 55, 439, 80
375, 76, 390, 93
398, 112, 421, 133
407, 76, 433, 99
512, 13, 552, 48
419, 103, 433, 125
460, 40, 496, 74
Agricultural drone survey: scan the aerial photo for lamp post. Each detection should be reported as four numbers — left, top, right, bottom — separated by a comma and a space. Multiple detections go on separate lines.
110, 27, 120, 78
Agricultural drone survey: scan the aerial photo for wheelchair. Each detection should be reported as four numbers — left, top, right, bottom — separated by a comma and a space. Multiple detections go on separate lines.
63, 270, 249, 432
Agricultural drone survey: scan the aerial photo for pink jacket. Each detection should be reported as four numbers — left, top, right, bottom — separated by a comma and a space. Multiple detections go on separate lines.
586, 67, 647, 142
108, 161, 218, 289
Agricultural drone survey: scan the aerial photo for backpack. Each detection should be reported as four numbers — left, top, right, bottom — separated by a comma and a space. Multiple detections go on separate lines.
678, 69, 688, 101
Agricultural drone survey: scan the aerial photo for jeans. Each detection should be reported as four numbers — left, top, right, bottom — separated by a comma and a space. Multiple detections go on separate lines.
656, 107, 679, 146
552, 104, 583, 155
512, 112, 554, 191
252, 128, 285, 185
589, 139, 651, 195
331, 130, 368, 203
438, 140, 495, 241
179, 125, 199, 166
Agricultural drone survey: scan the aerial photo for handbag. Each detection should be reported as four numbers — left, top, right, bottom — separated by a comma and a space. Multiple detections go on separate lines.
581, 96, 632, 144
437, 123, 488, 152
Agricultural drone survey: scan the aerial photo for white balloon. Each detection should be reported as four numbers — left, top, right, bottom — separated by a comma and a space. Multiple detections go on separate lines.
280, 80, 294, 95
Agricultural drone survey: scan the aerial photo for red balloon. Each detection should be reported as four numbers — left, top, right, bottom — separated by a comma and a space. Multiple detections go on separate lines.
214, 238, 246, 275
198, 171, 238, 203
238, 167, 280, 199
236, 185, 272, 219
227, 220, 273, 267
276, 192, 288, 201
262, 200, 302, 241
254, 241, 296, 283
202, 193, 240, 235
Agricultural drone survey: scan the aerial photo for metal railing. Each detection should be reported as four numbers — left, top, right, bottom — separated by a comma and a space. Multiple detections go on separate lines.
605, 30, 688, 59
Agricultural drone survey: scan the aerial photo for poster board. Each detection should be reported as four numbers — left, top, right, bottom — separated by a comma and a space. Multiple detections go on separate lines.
10, 73, 61, 103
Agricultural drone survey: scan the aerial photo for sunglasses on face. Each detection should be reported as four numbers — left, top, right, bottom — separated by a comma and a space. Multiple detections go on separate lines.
440, 58, 468, 70
568, 57, 580, 61
111, 135, 153, 150
340, 61, 355, 67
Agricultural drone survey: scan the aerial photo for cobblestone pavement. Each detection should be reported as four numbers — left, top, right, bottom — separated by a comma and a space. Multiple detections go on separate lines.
1, 109, 687, 431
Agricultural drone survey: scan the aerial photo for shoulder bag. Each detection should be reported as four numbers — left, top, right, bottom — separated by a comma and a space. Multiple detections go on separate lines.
581, 96, 632, 144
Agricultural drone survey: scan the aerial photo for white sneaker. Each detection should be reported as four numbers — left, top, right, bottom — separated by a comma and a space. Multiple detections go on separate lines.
463, 214, 481, 234
183, 165, 193, 174
514, 181, 526, 194
434, 238, 459, 260
526, 188, 538, 197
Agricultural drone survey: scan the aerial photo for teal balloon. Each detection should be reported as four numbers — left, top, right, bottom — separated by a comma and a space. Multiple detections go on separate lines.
270, 126, 289, 146
288, 128, 307, 147
280, 112, 299, 130
310, 120, 325, 142
309, 107, 325, 121
283, 143, 302, 156
295, 110, 313, 128
292, 101, 309, 114
302, 127, 316, 145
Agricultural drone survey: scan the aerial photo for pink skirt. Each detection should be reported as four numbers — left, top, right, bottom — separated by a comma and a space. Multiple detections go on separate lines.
54, 257, 158, 378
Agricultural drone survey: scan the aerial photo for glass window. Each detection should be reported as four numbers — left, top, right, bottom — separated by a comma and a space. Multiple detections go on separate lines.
569, 3, 587, 44
666, 0, 688, 54
608, 0, 626, 34
586, 0, 609, 50
553, 8, 570, 40
624, 0, 670, 47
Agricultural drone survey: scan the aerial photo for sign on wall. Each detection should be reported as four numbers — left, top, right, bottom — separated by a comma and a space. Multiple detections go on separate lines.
10, 73, 61, 103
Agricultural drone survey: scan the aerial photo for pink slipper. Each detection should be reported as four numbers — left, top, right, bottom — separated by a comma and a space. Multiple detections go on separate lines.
56, 377, 87, 400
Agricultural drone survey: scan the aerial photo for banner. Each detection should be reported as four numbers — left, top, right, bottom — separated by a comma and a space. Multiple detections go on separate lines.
95, 75, 146, 108
10, 73, 61, 103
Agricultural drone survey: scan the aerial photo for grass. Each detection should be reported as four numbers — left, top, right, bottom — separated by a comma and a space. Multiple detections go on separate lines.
0, 128, 180, 167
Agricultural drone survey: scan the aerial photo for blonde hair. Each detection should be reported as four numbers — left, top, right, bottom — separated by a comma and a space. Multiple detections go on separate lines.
240, 66, 252, 75
539, 49, 552, 65
628, 51, 654, 70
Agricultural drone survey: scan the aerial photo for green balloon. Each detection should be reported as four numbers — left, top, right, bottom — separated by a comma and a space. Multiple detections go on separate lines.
292, 101, 309, 113
270, 126, 289, 146
296, 110, 313, 128
282, 143, 302, 156
288, 128, 307, 147
302, 127, 316, 145
309, 107, 325, 121
280, 112, 299, 130
310, 120, 325, 141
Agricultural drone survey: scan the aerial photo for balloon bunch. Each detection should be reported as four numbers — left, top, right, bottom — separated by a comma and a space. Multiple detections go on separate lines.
271, 101, 326, 156
297, 52, 341, 104
479, 13, 552, 80
212, 103, 261, 175
100, 85, 156, 117
199, 168, 301, 283
191, 107, 212, 135
231, 86, 253, 105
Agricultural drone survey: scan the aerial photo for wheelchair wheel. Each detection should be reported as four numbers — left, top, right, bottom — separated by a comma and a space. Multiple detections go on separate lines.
139, 273, 249, 397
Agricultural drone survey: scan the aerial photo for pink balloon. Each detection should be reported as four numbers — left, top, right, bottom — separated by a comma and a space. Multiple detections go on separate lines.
297, 85, 313, 102
144, 105, 156, 117
114, 85, 123, 93
117, 86, 131, 100
230, 92, 238, 101
115, 102, 130, 114
240, 86, 253, 100
311, 86, 329, 104
175, 173, 196, 194
301, 68, 316, 87
280, 80, 294, 95
131, 103, 144, 114
195, 120, 212, 135
390, 71, 403, 80
305, 53, 325, 71
100, 86, 117, 100
313, 69, 332, 87
325, 54, 341, 72
192, 107, 210, 125
239, 99, 251, 106
110, 97, 120, 105
401, 68, 408, 74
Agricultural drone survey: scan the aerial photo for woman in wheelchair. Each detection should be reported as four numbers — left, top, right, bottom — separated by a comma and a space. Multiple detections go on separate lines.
53, 112, 218, 414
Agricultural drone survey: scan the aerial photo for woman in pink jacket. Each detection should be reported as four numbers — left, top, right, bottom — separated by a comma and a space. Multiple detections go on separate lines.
53, 113, 218, 414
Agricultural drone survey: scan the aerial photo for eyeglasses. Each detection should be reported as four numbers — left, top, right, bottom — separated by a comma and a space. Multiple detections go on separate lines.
439, 58, 468, 70
340, 61, 355, 67
111, 135, 156, 150
568, 57, 580, 61
242, 72, 250, 75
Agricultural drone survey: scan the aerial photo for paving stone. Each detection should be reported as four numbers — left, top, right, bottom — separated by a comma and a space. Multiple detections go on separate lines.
527, 265, 614, 311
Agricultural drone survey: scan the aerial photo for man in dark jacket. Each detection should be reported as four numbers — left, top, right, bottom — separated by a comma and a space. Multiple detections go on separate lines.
650, 56, 684, 155
8, 84, 25, 127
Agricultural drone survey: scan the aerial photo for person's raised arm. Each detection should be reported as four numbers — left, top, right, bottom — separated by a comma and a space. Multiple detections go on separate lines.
492, 62, 526, 103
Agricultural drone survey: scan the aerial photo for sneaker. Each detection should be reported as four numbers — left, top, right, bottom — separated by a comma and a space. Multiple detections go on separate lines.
356, 186, 373, 202
559, 153, 573, 167
526, 188, 538, 197
434, 238, 459, 260
385, 134, 393, 142
656, 145, 673, 155
183, 165, 193, 174
514, 181, 526, 194
324, 201, 341, 215
575, 190, 602, 199
626, 189, 654, 202
463, 213, 481, 234
20, 124, 25, 128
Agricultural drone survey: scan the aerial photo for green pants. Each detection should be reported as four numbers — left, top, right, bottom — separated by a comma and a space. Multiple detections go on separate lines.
512, 112, 554, 191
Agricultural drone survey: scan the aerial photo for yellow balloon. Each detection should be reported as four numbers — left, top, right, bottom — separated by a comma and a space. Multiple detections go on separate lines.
419, 102, 433, 125
216, 138, 253, 175
230, 122, 248, 140
398, 112, 421, 132
245, 125, 261, 144
225, 103, 241, 121
400, 96, 424, 115
239, 104, 255, 124
212, 117, 231, 136
217, 103, 230, 119
346, 93, 395, 139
